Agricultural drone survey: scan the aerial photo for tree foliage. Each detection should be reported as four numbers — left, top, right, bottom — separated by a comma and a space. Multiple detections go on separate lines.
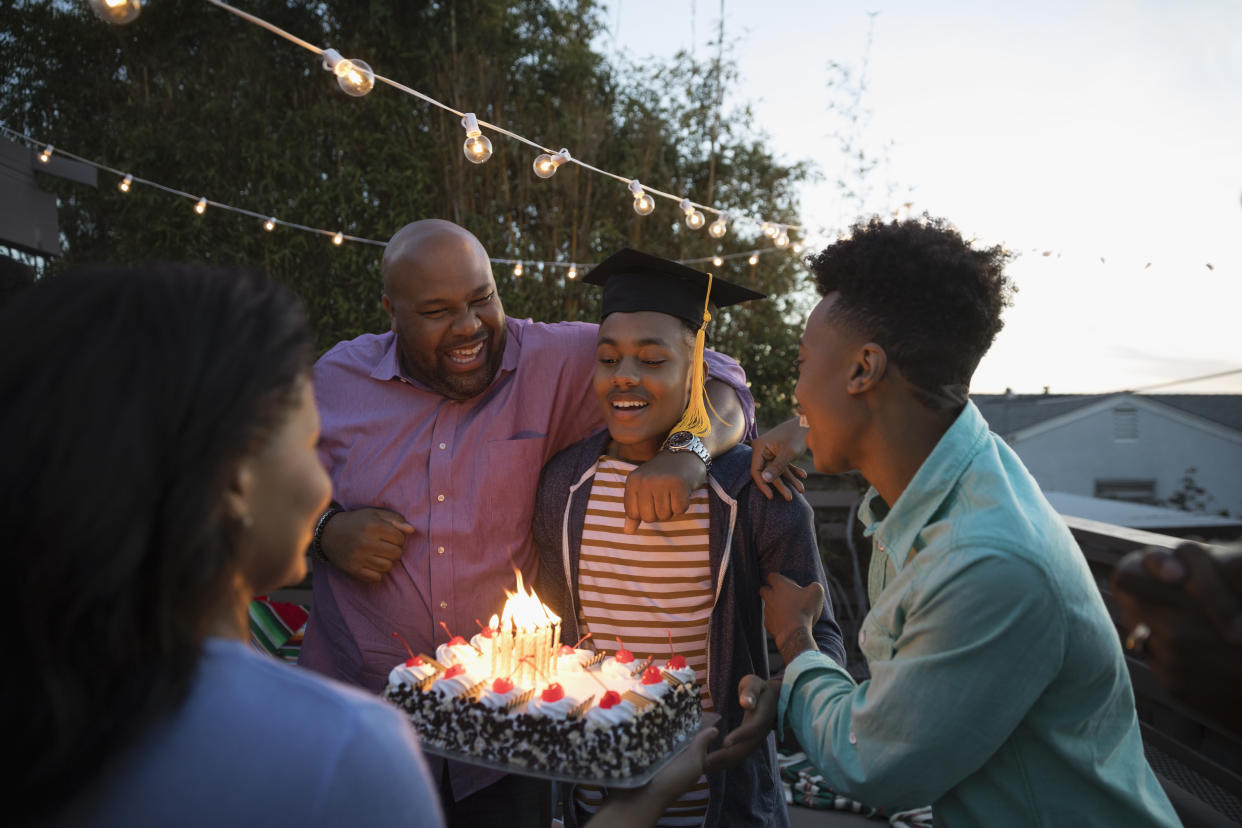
0, 0, 811, 421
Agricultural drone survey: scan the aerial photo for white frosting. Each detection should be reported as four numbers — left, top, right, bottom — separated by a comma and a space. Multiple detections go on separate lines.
470, 633, 497, 660
436, 641, 482, 666
601, 656, 639, 680
476, 683, 520, 710
431, 671, 476, 700
528, 689, 578, 719
663, 664, 697, 685
388, 660, 437, 686
634, 677, 672, 701
585, 699, 638, 726
554, 648, 593, 673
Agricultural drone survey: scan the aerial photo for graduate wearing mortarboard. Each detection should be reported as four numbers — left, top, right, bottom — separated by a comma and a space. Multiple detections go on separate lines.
531, 249, 846, 828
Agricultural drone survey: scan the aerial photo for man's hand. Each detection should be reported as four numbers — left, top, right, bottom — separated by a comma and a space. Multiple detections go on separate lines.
320, 507, 414, 584
588, 725, 719, 827
705, 676, 780, 772
623, 451, 706, 534
750, 416, 809, 501
761, 572, 824, 666
1112, 542, 1242, 734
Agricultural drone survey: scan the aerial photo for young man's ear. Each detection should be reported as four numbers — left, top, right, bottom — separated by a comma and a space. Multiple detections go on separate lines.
847, 343, 887, 394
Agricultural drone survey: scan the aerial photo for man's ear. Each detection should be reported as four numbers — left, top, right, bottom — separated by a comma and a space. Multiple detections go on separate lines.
847, 343, 888, 394
381, 294, 396, 332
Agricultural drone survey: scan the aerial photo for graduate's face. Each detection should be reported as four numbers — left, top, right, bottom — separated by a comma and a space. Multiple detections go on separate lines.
795, 294, 866, 474
594, 311, 696, 463
382, 236, 507, 401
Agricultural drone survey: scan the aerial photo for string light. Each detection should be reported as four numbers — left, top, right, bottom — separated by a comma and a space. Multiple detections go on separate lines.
748, 253, 759, 265
679, 198, 706, 230
513, 262, 523, 277
88, 0, 142, 25
320, 48, 375, 97
461, 113, 493, 164
194, 197, 207, 215
567, 264, 578, 280
712, 255, 723, 267
264, 217, 276, 231
332, 231, 344, 245
775, 228, 790, 248
118, 174, 132, 192
629, 180, 655, 216
709, 213, 728, 239
533, 148, 571, 179
38, 145, 53, 163
761, 222, 778, 239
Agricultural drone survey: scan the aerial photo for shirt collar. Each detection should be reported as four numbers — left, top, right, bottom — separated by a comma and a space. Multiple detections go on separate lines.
859, 401, 990, 572
368, 319, 522, 390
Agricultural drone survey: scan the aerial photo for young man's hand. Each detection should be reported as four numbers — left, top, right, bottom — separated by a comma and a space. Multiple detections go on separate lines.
761, 572, 824, 666
320, 507, 414, 583
705, 677, 780, 772
623, 451, 706, 534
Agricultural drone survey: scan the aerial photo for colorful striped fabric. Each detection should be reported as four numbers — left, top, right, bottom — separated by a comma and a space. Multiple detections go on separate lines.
248, 597, 310, 663
778, 751, 934, 827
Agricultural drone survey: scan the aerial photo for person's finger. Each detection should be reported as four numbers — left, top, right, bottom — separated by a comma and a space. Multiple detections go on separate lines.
750, 452, 776, 499
737, 674, 769, 710
639, 496, 659, 527
790, 464, 809, 480
667, 483, 689, 520
376, 508, 416, 534
623, 515, 642, 535
373, 540, 406, 561
1176, 542, 1242, 643
769, 475, 793, 502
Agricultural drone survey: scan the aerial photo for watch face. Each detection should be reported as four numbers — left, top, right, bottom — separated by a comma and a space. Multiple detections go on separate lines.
665, 430, 694, 449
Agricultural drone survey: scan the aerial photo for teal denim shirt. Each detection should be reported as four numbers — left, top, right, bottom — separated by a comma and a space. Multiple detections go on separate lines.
777, 402, 1180, 827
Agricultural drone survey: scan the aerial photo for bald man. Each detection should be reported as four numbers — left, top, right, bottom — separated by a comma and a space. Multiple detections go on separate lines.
300, 220, 760, 826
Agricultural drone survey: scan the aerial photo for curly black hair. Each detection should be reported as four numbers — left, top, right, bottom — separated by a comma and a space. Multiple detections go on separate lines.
807, 216, 1015, 408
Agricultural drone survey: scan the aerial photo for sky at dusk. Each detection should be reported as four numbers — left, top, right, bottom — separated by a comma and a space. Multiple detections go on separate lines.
603, 0, 1242, 394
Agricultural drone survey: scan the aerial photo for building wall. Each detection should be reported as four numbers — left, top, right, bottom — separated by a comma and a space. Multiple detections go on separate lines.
1011, 403, 1242, 516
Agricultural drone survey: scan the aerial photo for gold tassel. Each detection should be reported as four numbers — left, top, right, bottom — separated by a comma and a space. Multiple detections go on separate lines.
670, 272, 715, 439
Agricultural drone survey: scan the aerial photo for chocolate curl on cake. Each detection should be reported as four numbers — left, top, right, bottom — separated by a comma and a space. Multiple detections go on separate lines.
420, 654, 447, 672
460, 679, 488, 700
662, 671, 685, 688
568, 695, 596, 720
629, 655, 654, 678
582, 650, 607, 669
622, 690, 654, 710
504, 688, 536, 713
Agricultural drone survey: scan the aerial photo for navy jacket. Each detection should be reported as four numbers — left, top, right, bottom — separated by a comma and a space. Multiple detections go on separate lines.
533, 430, 846, 827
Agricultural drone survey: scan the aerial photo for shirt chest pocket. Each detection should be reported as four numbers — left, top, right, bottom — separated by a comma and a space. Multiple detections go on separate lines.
857, 615, 898, 663
479, 436, 547, 532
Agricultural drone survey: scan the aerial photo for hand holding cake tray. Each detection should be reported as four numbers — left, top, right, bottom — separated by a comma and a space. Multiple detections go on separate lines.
382, 572, 705, 786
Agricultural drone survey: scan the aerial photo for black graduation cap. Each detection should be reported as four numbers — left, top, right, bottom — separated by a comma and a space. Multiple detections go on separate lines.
583, 248, 765, 328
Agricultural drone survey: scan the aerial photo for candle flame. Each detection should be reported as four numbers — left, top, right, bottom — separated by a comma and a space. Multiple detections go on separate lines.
500, 569, 560, 631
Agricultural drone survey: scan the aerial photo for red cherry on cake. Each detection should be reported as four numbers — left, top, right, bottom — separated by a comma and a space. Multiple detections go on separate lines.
558, 644, 576, 656
599, 690, 622, 709
666, 655, 687, 670
492, 677, 514, 694
615, 647, 634, 664
443, 663, 465, 679
448, 635, 468, 646
641, 665, 663, 685
405, 655, 425, 668
541, 683, 565, 702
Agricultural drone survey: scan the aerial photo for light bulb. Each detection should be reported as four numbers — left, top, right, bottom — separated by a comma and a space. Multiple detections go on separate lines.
567, 265, 578, 280
333, 231, 344, 246
629, 179, 655, 216
708, 213, 728, 238
679, 198, 705, 230
321, 49, 374, 97
748, 253, 759, 266
38, 145, 52, 163
264, 218, 276, 232
533, 148, 571, 179
513, 262, 523, 277
712, 255, 723, 267
194, 197, 207, 215
88, 0, 142, 25
119, 174, 133, 192
761, 222, 779, 238
461, 113, 493, 164
775, 232, 789, 248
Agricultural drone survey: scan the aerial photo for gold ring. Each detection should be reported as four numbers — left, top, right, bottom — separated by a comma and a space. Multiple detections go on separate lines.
1125, 623, 1151, 653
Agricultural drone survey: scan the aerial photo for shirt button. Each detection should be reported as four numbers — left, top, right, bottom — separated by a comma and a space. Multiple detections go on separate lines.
858, 629, 866, 646
439, 442, 447, 450
437, 494, 445, 502
437, 546, 445, 555
440, 601, 448, 609
849, 731, 857, 745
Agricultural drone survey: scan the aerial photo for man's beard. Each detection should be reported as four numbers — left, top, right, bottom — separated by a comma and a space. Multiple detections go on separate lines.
404, 326, 507, 401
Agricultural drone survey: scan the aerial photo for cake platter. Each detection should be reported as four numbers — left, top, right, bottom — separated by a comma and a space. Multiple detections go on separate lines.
419, 712, 721, 790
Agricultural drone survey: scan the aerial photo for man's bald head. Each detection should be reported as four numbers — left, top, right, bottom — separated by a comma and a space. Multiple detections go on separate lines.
381, 219, 491, 295
379, 219, 507, 400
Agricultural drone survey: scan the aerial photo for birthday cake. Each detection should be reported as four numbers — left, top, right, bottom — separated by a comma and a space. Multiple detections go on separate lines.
381, 576, 702, 780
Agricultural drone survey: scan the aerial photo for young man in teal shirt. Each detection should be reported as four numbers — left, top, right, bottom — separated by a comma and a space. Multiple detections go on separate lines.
733, 217, 1180, 826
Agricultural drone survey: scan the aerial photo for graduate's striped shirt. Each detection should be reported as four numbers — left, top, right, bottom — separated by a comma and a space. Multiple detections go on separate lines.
574, 455, 715, 827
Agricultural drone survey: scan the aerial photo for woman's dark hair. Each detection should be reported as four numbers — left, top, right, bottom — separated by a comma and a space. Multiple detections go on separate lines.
807, 216, 1015, 408
0, 264, 313, 820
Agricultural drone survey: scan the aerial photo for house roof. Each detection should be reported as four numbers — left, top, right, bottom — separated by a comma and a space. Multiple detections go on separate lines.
1045, 491, 1242, 532
972, 393, 1242, 438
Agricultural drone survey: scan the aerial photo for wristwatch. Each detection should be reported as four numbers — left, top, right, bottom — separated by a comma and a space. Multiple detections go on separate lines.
662, 430, 712, 471
310, 501, 344, 563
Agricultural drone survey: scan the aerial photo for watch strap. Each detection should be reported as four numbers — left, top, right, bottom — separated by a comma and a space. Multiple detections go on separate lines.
310, 501, 343, 563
